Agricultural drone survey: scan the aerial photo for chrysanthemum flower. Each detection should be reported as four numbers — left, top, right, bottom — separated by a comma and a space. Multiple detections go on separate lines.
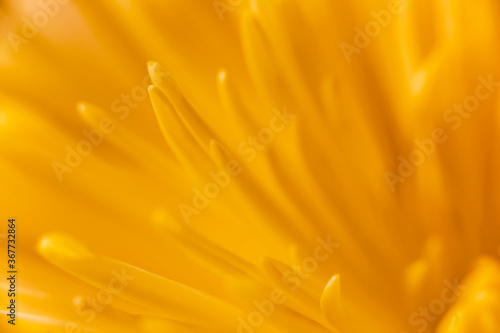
1, 0, 500, 332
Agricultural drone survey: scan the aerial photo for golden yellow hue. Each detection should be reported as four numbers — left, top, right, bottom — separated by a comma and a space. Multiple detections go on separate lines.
1, 0, 500, 332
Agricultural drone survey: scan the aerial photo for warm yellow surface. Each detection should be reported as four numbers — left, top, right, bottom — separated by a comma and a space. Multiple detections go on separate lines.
1, 0, 500, 332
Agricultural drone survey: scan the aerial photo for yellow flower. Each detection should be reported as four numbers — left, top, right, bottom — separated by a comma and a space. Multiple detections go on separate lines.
1, 0, 500, 332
